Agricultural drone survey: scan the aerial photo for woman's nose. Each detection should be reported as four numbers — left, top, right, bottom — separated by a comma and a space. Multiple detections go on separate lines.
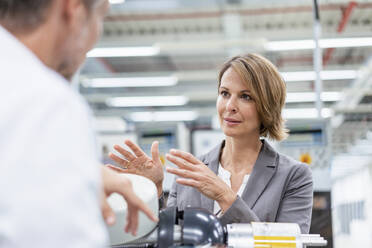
226, 97, 238, 113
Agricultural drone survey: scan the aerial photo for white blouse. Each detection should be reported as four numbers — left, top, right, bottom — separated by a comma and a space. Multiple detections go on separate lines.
213, 163, 250, 216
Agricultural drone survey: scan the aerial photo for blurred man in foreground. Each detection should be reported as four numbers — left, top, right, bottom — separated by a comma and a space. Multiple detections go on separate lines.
0, 0, 157, 246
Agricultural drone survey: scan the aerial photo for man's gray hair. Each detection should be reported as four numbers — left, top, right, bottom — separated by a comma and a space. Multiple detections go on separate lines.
0, 0, 99, 32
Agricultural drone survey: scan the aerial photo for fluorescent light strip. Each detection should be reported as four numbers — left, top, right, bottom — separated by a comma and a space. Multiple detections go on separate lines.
321, 37, 372, 48
87, 46, 159, 58
281, 70, 357, 82
82, 76, 178, 88
106, 96, 188, 107
266, 40, 315, 51
266, 37, 372, 51
94, 117, 126, 132
130, 111, 198, 122
109, 0, 125, 4
286, 92, 342, 103
84, 70, 355, 87
283, 108, 332, 119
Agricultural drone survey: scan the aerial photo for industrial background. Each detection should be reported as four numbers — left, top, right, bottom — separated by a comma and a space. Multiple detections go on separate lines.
77, 1, 372, 247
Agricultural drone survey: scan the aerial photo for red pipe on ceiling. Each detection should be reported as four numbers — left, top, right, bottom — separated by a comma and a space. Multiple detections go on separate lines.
323, 1, 357, 67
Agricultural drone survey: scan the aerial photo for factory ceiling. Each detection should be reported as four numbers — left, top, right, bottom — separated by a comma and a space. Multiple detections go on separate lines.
79, 0, 372, 126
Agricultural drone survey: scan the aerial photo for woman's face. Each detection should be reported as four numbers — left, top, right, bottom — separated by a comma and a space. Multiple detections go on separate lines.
217, 67, 261, 139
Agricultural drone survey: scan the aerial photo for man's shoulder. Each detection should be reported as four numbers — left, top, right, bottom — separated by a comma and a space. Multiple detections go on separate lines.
40, 69, 85, 105
0, 27, 87, 111
20, 65, 88, 112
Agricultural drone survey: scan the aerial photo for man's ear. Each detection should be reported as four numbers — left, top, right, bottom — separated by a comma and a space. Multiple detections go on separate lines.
60, 0, 88, 29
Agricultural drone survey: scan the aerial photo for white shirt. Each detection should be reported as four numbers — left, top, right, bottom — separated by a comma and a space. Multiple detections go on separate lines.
0, 26, 108, 247
213, 164, 250, 215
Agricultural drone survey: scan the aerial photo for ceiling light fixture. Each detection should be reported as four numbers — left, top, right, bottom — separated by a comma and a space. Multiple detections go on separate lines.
109, 0, 125, 4
286, 92, 342, 103
87, 46, 159, 58
106, 96, 189, 107
82, 76, 178, 88
130, 111, 198, 122
94, 117, 126, 132
283, 108, 332, 119
266, 37, 372, 51
281, 70, 357, 82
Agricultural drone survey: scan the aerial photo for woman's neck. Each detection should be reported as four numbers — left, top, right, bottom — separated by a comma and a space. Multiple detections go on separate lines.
220, 136, 263, 174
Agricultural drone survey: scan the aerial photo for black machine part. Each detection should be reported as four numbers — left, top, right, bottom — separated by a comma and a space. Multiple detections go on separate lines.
113, 207, 326, 248
182, 207, 226, 246
157, 207, 226, 247
157, 206, 176, 247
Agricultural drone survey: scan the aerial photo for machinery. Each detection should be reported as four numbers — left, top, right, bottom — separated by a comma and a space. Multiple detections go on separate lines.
107, 174, 327, 248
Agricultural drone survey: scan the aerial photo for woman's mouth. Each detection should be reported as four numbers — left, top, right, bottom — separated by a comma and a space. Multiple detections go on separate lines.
224, 118, 241, 126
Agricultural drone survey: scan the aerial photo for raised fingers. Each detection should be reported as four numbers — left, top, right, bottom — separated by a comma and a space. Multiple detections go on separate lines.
166, 153, 196, 171
169, 149, 200, 164
106, 164, 126, 173
114, 144, 136, 161
109, 152, 130, 168
166, 167, 200, 181
151, 141, 160, 163
125, 140, 146, 157
106, 164, 140, 176
176, 178, 200, 188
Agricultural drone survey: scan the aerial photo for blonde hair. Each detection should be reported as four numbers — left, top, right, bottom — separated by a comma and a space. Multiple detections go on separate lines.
218, 53, 288, 141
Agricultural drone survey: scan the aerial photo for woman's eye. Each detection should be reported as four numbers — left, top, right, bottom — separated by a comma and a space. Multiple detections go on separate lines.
220, 91, 229, 97
241, 94, 251, 100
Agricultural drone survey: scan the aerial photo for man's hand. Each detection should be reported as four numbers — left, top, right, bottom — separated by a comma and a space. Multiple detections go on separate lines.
101, 166, 158, 236
108, 140, 164, 197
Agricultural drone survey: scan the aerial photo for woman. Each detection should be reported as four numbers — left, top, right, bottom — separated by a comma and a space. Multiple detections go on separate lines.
108, 54, 313, 234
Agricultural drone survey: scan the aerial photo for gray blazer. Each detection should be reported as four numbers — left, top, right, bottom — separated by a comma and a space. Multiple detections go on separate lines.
166, 139, 313, 234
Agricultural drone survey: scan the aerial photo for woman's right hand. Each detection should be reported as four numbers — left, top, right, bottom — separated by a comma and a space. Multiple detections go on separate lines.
108, 139, 164, 197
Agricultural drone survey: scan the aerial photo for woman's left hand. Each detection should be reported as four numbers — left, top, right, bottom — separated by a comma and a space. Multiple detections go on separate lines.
166, 149, 236, 212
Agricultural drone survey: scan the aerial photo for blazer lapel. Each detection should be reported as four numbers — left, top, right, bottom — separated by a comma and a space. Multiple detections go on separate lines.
241, 140, 278, 209
200, 141, 224, 213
